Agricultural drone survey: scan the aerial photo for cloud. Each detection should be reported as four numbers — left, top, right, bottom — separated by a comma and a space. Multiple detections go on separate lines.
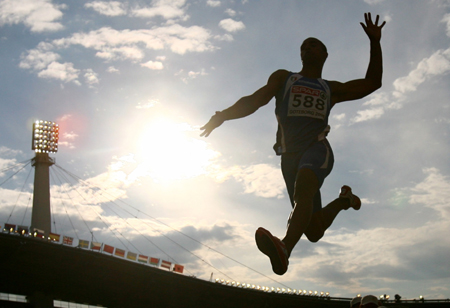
106, 66, 119, 73
213, 164, 285, 199
363, 0, 385, 4
352, 47, 450, 123
131, 0, 188, 20
20, 24, 215, 82
225, 9, 236, 17
409, 168, 450, 219
441, 13, 450, 37
84, 69, 99, 86
0, 0, 65, 32
393, 48, 450, 99
219, 18, 245, 32
85, 1, 126, 16
141, 60, 164, 70
37, 61, 79, 83
19, 49, 61, 71
206, 0, 221, 7
52, 25, 213, 56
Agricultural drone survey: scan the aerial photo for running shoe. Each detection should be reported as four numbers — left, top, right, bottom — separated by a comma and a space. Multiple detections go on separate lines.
255, 227, 289, 275
339, 185, 361, 210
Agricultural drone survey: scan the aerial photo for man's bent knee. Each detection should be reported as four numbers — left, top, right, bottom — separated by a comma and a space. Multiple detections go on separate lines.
305, 228, 324, 243
304, 212, 325, 242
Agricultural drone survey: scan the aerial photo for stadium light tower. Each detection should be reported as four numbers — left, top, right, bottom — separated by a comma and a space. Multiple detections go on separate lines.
30, 120, 59, 237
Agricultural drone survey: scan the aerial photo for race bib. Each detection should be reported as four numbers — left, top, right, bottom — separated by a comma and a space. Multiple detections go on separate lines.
287, 86, 328, 120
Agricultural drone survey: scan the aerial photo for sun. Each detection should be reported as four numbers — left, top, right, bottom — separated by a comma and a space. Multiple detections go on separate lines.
136, 117, 220, 182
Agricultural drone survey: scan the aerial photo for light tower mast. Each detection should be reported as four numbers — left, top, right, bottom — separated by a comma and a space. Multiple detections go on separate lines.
30, 120, 59, 237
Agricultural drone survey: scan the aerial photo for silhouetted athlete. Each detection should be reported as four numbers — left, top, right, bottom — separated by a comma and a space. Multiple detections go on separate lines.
200, 13, 385, 275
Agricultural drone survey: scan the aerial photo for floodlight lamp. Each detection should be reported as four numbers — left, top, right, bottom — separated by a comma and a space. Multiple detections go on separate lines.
32, 120, 59, 153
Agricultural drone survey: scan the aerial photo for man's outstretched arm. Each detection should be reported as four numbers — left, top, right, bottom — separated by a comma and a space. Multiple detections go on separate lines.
200, 69, 288, 137
330, 13, 386, 106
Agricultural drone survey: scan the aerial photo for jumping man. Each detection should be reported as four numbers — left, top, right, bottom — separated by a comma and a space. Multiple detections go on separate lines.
200, 13, 386, 275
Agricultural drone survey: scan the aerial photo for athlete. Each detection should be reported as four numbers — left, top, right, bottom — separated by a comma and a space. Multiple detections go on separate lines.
200, 13, 385, 275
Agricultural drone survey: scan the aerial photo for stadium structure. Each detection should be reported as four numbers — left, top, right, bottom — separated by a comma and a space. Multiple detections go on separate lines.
0, 120, 449, 308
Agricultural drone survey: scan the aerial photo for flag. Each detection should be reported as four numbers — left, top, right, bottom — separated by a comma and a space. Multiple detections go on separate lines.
161, 260, 171, 270
17, 226, 29, 235
103, 244, 114, 254
63, 236, 74, 246
115, 248, 125, 258
173, 264, 184, 274
127, 251, 137, 261
138, 254, 149, 263
91, 242, 102, 251
5, 223, 16, 233
33, 228, 45, 239
78, 239, 89, 249
150, 257, 159, 266
49, 232, 60, 242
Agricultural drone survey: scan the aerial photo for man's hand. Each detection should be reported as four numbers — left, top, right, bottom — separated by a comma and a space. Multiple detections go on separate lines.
200, 111, 225, 137
360, 12, 386, 42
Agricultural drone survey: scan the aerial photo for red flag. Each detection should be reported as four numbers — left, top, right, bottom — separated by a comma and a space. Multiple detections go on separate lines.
138, 254, 149, 263
5, 223, 16, 233
173, 264, 184, 274
115, 248, 125, 258
103, 244, 114, 254
17, 226, 29, 235
150, 257, 159, 266
161, 260, 171, 270
33, 229, 45, 239
63, 236, 73, 245
91, 242, 102, 251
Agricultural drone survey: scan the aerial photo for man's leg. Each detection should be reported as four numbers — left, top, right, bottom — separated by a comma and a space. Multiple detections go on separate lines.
281, 168, 319, 256
304, 187, 361, 243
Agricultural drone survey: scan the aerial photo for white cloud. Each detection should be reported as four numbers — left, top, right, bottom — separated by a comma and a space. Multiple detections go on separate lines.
141, 60, 164, 70
352, 47, 450, 123
85, 1, 126, 16
219, 18, 245, 32
363, 0, 385, 4
352, 107, 384, 123
332, 113, 346, 121
441, 13, 450, 37
106, 66, 119, 73
37, 62, 79, 82
206, 0, 221, 7
19, 49, 60, 70
52, 25, 213, 56
393, 48, 450, 98
0, 0, 65, 32
409, 168, 450, 219
213, 164, 285, 199
84, 69, 99, 85
225, 8, 236, 17
131, 0, 188, 20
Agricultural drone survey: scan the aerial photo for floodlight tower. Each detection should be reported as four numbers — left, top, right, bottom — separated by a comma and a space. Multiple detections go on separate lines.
30, 120, 59, 237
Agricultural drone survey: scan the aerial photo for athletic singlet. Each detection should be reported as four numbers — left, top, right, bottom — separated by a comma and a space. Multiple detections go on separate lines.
274, 73, 332, 155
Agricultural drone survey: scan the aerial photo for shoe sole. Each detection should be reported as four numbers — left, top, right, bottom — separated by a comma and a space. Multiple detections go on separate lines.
255, 228, 287, 275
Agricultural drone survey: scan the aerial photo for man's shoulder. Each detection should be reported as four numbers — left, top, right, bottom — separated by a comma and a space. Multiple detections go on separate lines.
271, 69, 291, 79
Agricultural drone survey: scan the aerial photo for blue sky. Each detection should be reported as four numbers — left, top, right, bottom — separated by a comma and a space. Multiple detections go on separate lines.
1, 0, 450, 300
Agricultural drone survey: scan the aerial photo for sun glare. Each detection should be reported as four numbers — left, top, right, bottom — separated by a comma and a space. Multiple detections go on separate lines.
137, 118, 220, 182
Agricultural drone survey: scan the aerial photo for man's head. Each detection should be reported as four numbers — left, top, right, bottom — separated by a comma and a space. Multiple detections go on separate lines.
361, 295, 381, 308
350, 296, 362, 308
300, 37, 328, 66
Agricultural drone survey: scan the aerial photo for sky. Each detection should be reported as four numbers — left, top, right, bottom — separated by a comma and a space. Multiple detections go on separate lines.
1, 0, 450, 301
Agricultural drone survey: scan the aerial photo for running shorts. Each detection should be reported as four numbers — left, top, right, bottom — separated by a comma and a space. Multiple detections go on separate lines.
281, 139, 334, 212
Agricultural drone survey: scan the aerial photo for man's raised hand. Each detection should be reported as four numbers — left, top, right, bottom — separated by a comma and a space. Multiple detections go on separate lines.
361, 12, 386, 42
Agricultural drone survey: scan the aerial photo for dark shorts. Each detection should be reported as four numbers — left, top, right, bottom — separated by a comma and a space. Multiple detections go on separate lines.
281, 139, 334, 212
